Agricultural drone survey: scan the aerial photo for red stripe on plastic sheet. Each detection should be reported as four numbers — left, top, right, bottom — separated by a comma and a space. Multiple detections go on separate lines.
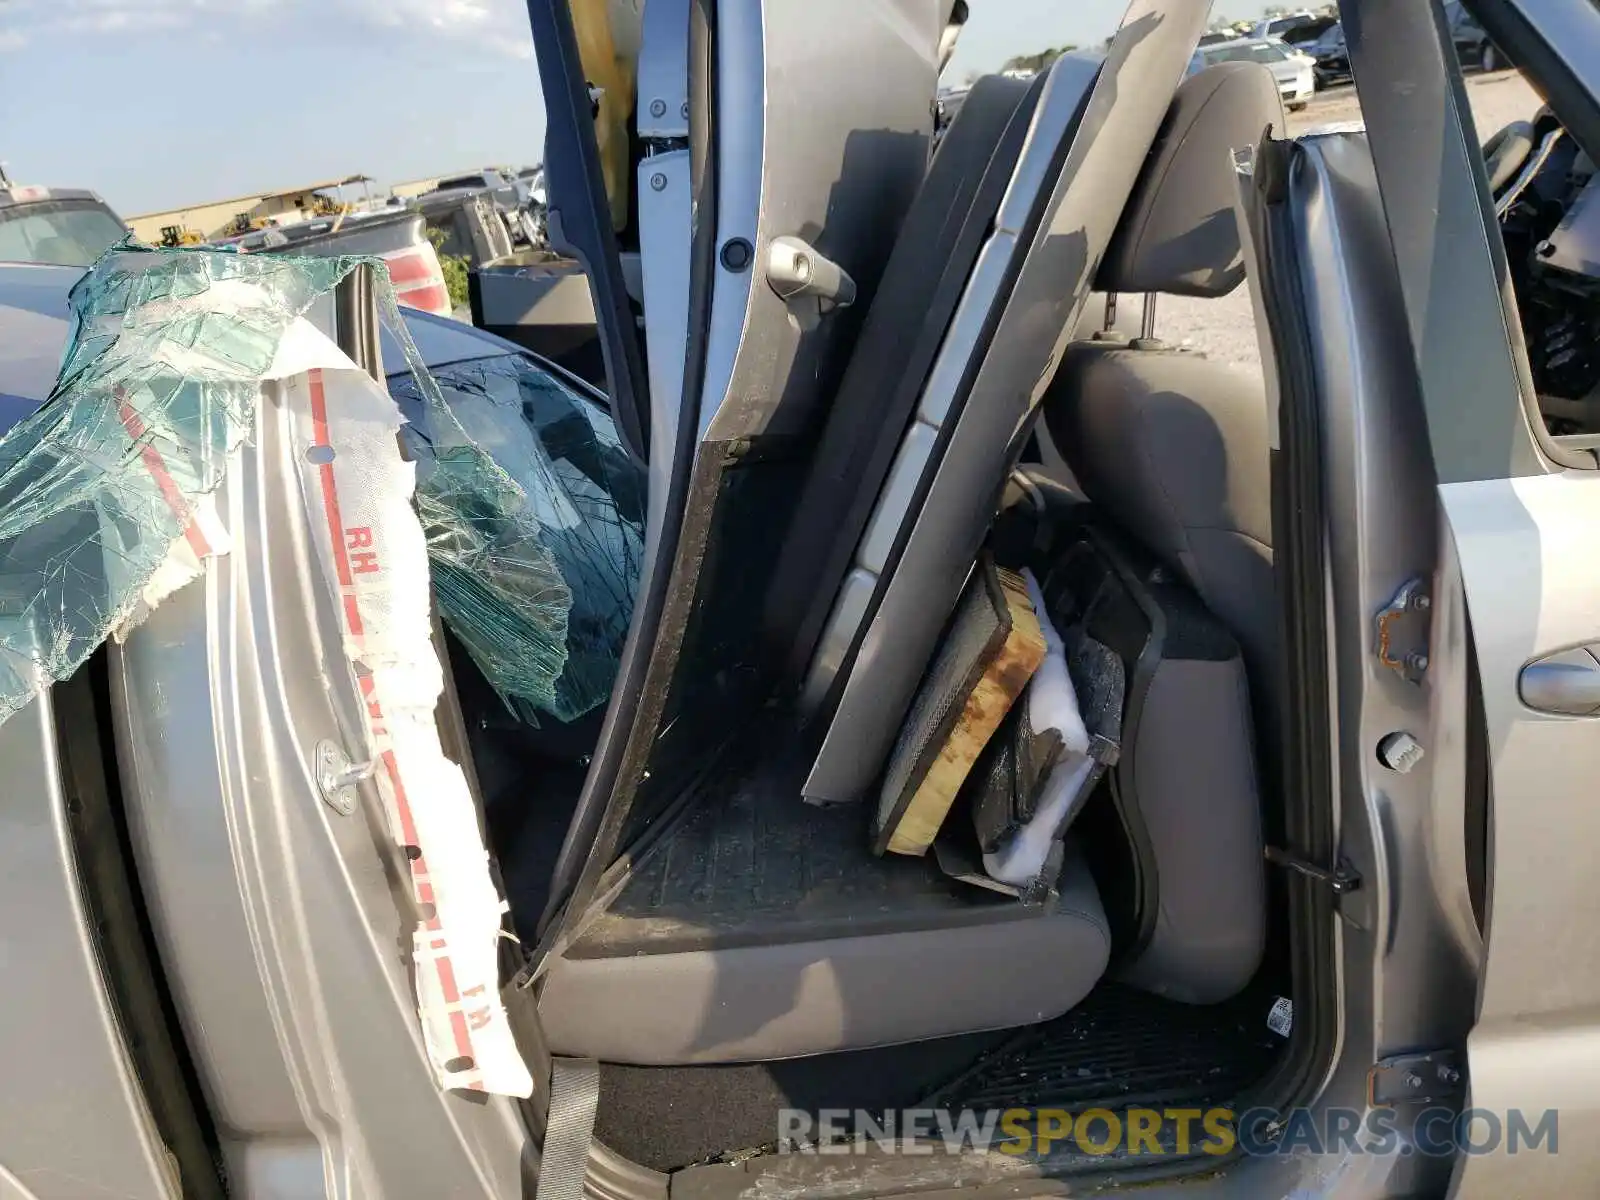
306, 370, 365, 636
115, 387, 213, 559
305, 367, 482, 1089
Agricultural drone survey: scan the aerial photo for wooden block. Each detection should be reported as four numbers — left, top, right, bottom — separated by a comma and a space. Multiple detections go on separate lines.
876, 560, 1046, 857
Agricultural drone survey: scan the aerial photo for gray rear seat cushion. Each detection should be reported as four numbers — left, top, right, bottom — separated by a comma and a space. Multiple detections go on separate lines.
539, 854, 1109, 1065
1060, 58, 1284, 695
1115, 651, 1266, 1004
1046, 344, 1278, 696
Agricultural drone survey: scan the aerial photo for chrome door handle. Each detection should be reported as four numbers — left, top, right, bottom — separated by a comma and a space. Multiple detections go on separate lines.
1520, 646, 1600, 716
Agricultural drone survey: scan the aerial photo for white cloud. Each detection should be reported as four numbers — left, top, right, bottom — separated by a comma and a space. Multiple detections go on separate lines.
341, 0, 533, 56
1, 0, 533, 56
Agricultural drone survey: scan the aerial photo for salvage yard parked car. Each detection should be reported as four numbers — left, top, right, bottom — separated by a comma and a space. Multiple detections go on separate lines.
432, 167, 526, 212
1189, 35, 1316, 110
1309, 21, 1351, 88
427, 167, 543, 247
0, 183, 128, 266
1444, 0, 1513, 71
229, 207, 454, 317
6, 0, 1600, 1197
1248, 10, 1322, 41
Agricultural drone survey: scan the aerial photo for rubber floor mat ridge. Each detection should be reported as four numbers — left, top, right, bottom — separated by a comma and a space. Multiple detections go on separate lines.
922, 983, 1284, 1114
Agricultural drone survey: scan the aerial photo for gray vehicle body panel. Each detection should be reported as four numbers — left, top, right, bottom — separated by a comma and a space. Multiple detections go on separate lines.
697, 0, 944, 443
0, 695, 180, 1200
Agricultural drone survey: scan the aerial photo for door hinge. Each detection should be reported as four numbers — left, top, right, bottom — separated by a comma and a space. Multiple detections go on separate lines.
1368, 1050, 1464, 1106
1265, 845, 1362, 895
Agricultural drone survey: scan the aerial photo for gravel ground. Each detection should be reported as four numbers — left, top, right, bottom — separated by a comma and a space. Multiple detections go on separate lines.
1158, 69, 1545, 380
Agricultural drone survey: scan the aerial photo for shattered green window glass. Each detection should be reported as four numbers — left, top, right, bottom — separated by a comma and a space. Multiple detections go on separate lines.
0, 241, 642, 730
390, 355, 645, 725
0, 246, 357, 724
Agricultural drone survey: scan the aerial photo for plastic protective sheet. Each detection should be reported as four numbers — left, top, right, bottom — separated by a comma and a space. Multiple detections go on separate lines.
391, 354, 644, 725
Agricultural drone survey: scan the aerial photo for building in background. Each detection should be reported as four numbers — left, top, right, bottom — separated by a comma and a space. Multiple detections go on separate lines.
126, 175, 375, 244
389, 176, 445, 201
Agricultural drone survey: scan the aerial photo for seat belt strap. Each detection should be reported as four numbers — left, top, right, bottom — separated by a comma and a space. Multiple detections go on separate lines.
535, 1057, 601, 1200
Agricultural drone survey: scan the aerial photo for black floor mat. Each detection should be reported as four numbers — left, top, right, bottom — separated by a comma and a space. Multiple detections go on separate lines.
570, 761, 1048, 958
596, 984, 1285, 1172
594, 1031, 1012, 1172
924, 983, 1283, 1114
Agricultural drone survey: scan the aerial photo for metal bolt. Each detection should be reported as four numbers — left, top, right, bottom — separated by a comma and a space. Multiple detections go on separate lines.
323, 760, 374, 791
680, 100, 690, 119
1405, 1073, 1423, 1090
1438, 1066, 1460, 1084
649, 98, 667, 118
316, 739, 374, 817
1410, 592, 1431, 612
1406, 651, 1430, 674
649, 172, 668, 191
1537, 240, 1556, 258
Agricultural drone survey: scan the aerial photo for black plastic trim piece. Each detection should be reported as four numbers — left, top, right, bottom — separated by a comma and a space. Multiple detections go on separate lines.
1072, 528, 1165, 961
1464, 615, 1490, 935
334, 266, 382, 383
524, 0, 651, 462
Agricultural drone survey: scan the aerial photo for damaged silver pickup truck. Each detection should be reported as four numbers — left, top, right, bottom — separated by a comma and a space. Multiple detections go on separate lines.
6, 0, 1600, 1198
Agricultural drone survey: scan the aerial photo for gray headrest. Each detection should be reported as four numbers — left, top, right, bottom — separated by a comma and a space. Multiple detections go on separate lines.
1097, 63, 1285, 298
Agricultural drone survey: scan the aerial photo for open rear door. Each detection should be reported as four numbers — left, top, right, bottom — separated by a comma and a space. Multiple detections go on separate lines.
530, 0, 951, 933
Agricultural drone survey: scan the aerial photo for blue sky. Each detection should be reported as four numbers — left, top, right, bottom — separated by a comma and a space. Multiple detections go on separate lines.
1, 0, 1274, 216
